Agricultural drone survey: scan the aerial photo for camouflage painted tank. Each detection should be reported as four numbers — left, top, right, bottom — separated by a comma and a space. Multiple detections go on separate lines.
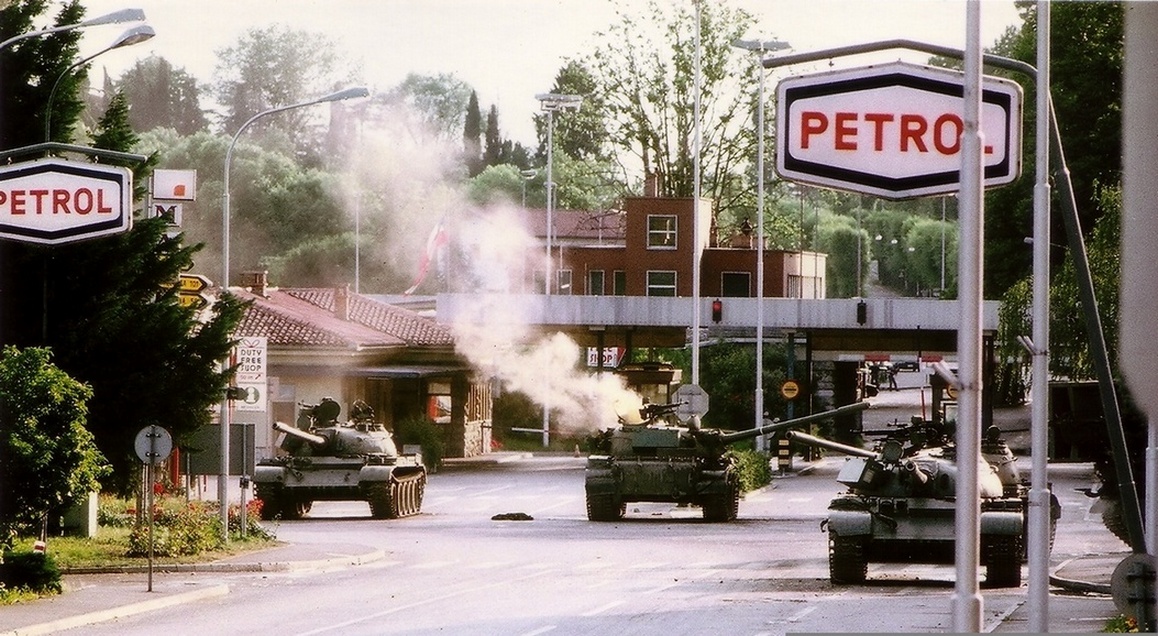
584, 400, 869, 522
785, 414, 1059, 588
253, 398, 426, 520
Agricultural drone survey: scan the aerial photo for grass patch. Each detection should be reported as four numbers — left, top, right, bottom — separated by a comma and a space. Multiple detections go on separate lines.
15, 529, 279, 571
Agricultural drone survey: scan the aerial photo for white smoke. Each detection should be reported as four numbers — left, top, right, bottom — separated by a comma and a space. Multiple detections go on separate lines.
344, 100, 642, 435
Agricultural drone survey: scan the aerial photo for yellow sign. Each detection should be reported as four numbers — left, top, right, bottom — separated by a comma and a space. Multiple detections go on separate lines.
781, 379, 801, 400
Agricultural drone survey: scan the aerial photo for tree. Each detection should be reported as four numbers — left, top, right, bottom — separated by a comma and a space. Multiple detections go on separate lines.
584, 0, 760, 219
484, 104, 503, 168
385, 73, 473, 141
211, 25, 351, 161
115, 55, 208, 135
984, 2, 1122, 298
463, 90, 483, 176
0, 347, 108, 543
0, 0, 85, 149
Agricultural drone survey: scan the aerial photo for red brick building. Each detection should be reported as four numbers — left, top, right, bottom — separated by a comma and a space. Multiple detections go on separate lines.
521, 195, 826, 299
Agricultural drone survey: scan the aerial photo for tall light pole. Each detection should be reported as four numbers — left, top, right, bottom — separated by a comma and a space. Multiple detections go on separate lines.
535, 92, 581, 296
218, 86, 369, 540
734, 37, 791, 436
44, 24, 155, 141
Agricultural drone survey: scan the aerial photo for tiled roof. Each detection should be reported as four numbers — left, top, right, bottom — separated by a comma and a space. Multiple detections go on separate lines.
232, 287, 453, 349
523, 208, 626, 242
283, 288, 454, 347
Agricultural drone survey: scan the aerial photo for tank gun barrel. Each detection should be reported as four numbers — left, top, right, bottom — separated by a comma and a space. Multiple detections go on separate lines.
783, 429, 878, 458
716, 401, 870, 444
273, 420, 327, 446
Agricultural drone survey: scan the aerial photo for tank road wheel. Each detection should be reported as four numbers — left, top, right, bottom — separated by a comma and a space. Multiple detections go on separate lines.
255, 484, 283, 520
367, 482, 395, 519
829, 532, 868, 584
391, 472, 427, 518
287, 498, 311, 520
702, 481, 740, 522
586, 493, 624, 521
983, 534, 1023, 588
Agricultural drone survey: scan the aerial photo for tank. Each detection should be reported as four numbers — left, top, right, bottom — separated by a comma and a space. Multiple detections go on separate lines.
252, 398, 427, 520
783, 414, 1060, 588
584, 400, 870, 522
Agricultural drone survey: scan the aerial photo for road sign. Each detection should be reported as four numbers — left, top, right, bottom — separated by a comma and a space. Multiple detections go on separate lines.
780, 379, 801, 400
179, 273, 210, 293
673, 383, 709, 422
0, 157, 133, 244
134, 425, 173, 465
234, 337, 267, 413
167, 273, 212, 309
152, 169, 197, 201
776, 61, 1022, 200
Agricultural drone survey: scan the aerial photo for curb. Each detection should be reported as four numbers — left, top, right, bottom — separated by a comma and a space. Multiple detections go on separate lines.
0, 583, 229, 636
61, 547, 389, 576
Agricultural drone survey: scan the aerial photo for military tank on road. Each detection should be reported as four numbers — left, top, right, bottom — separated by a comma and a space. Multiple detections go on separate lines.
784, 414, 1058, 588
584, 400, 870, 522
253, 398, 426, 520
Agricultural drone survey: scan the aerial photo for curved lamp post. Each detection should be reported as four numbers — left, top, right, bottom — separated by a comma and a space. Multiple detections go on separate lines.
0, 7, 145, 52
218, 86, 369, 540
44, 24, 155, 142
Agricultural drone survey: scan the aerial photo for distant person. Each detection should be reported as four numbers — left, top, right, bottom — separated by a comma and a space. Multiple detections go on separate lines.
888, 366, 898, 390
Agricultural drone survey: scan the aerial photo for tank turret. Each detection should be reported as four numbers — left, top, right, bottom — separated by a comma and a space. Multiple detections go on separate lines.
253, 398, 425, 521
584, 401, 870, 523
780, 415, 1059, 588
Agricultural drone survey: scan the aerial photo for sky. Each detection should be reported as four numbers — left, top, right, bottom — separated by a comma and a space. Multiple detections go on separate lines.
70, 0, 1024, 145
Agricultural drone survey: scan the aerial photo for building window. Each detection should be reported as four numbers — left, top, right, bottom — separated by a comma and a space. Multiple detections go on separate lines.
787, 274, 803, 298
646, 271, 677, 296
613, 270, 627, 296
721, 272, 750, 297
588, 270, 605, 295
558, 269, 573, 295
647, 215, 677, 249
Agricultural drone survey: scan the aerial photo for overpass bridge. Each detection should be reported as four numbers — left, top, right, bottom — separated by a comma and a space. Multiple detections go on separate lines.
435, 294, 1000, 364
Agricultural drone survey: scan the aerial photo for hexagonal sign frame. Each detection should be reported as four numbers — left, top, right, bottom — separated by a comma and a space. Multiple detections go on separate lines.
776, 61, 1022, 200
0, 157, 133, 245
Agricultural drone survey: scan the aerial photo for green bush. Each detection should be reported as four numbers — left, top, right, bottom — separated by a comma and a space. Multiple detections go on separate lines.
730, 448, 773, 493
0, 552, 62, 595
97, 495, 135, 528
128, 499, 221, 557
395, 417, 445, 469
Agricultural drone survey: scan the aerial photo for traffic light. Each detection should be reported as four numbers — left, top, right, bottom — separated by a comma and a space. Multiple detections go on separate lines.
711, 298, 722, 323
856, 300, 867, 325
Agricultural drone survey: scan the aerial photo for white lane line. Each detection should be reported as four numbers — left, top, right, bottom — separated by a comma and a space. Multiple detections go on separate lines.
581, 600, 626, 617
292, 569, 557, 636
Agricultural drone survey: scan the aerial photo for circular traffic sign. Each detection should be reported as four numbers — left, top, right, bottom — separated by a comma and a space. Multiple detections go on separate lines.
673, 383, 710, 423
781, 379, 801, 400
134, 425, 173, 465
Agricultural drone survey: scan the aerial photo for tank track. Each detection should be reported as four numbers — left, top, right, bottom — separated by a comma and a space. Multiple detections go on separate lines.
367, 471, 427, 519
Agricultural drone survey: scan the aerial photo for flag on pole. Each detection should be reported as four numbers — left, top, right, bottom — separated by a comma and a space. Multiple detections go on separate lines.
404, 217, 449, 295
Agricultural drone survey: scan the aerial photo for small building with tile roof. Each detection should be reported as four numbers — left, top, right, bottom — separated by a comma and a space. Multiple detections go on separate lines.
230, 272, 491, 461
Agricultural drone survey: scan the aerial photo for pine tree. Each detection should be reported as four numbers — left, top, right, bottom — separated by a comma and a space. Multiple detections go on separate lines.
484, 104, 502, 168
462, 90, 483, 176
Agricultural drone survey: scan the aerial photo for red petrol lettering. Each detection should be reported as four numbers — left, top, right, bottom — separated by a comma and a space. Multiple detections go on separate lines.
900, 114, 929, 152
800, 111, 828, 149
933, 113, 963, 155
834, 112, 858, 150
863, 113, 895, 151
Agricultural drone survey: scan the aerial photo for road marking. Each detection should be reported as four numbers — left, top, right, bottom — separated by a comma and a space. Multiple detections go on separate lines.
292, 569, 557, 636
581, 600, 625, 617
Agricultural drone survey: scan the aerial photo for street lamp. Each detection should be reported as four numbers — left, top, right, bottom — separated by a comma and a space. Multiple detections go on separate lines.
535, 92, 581, 295
519, 168, 537, 209
44, 24, 155, 142
733, 38, 790, 435
218, 85, 369, 540
0, 7, 145, 52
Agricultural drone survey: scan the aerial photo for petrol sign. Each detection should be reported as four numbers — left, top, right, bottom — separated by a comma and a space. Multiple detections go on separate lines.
0, 158, 132, 244
776, 61, 1022, 199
